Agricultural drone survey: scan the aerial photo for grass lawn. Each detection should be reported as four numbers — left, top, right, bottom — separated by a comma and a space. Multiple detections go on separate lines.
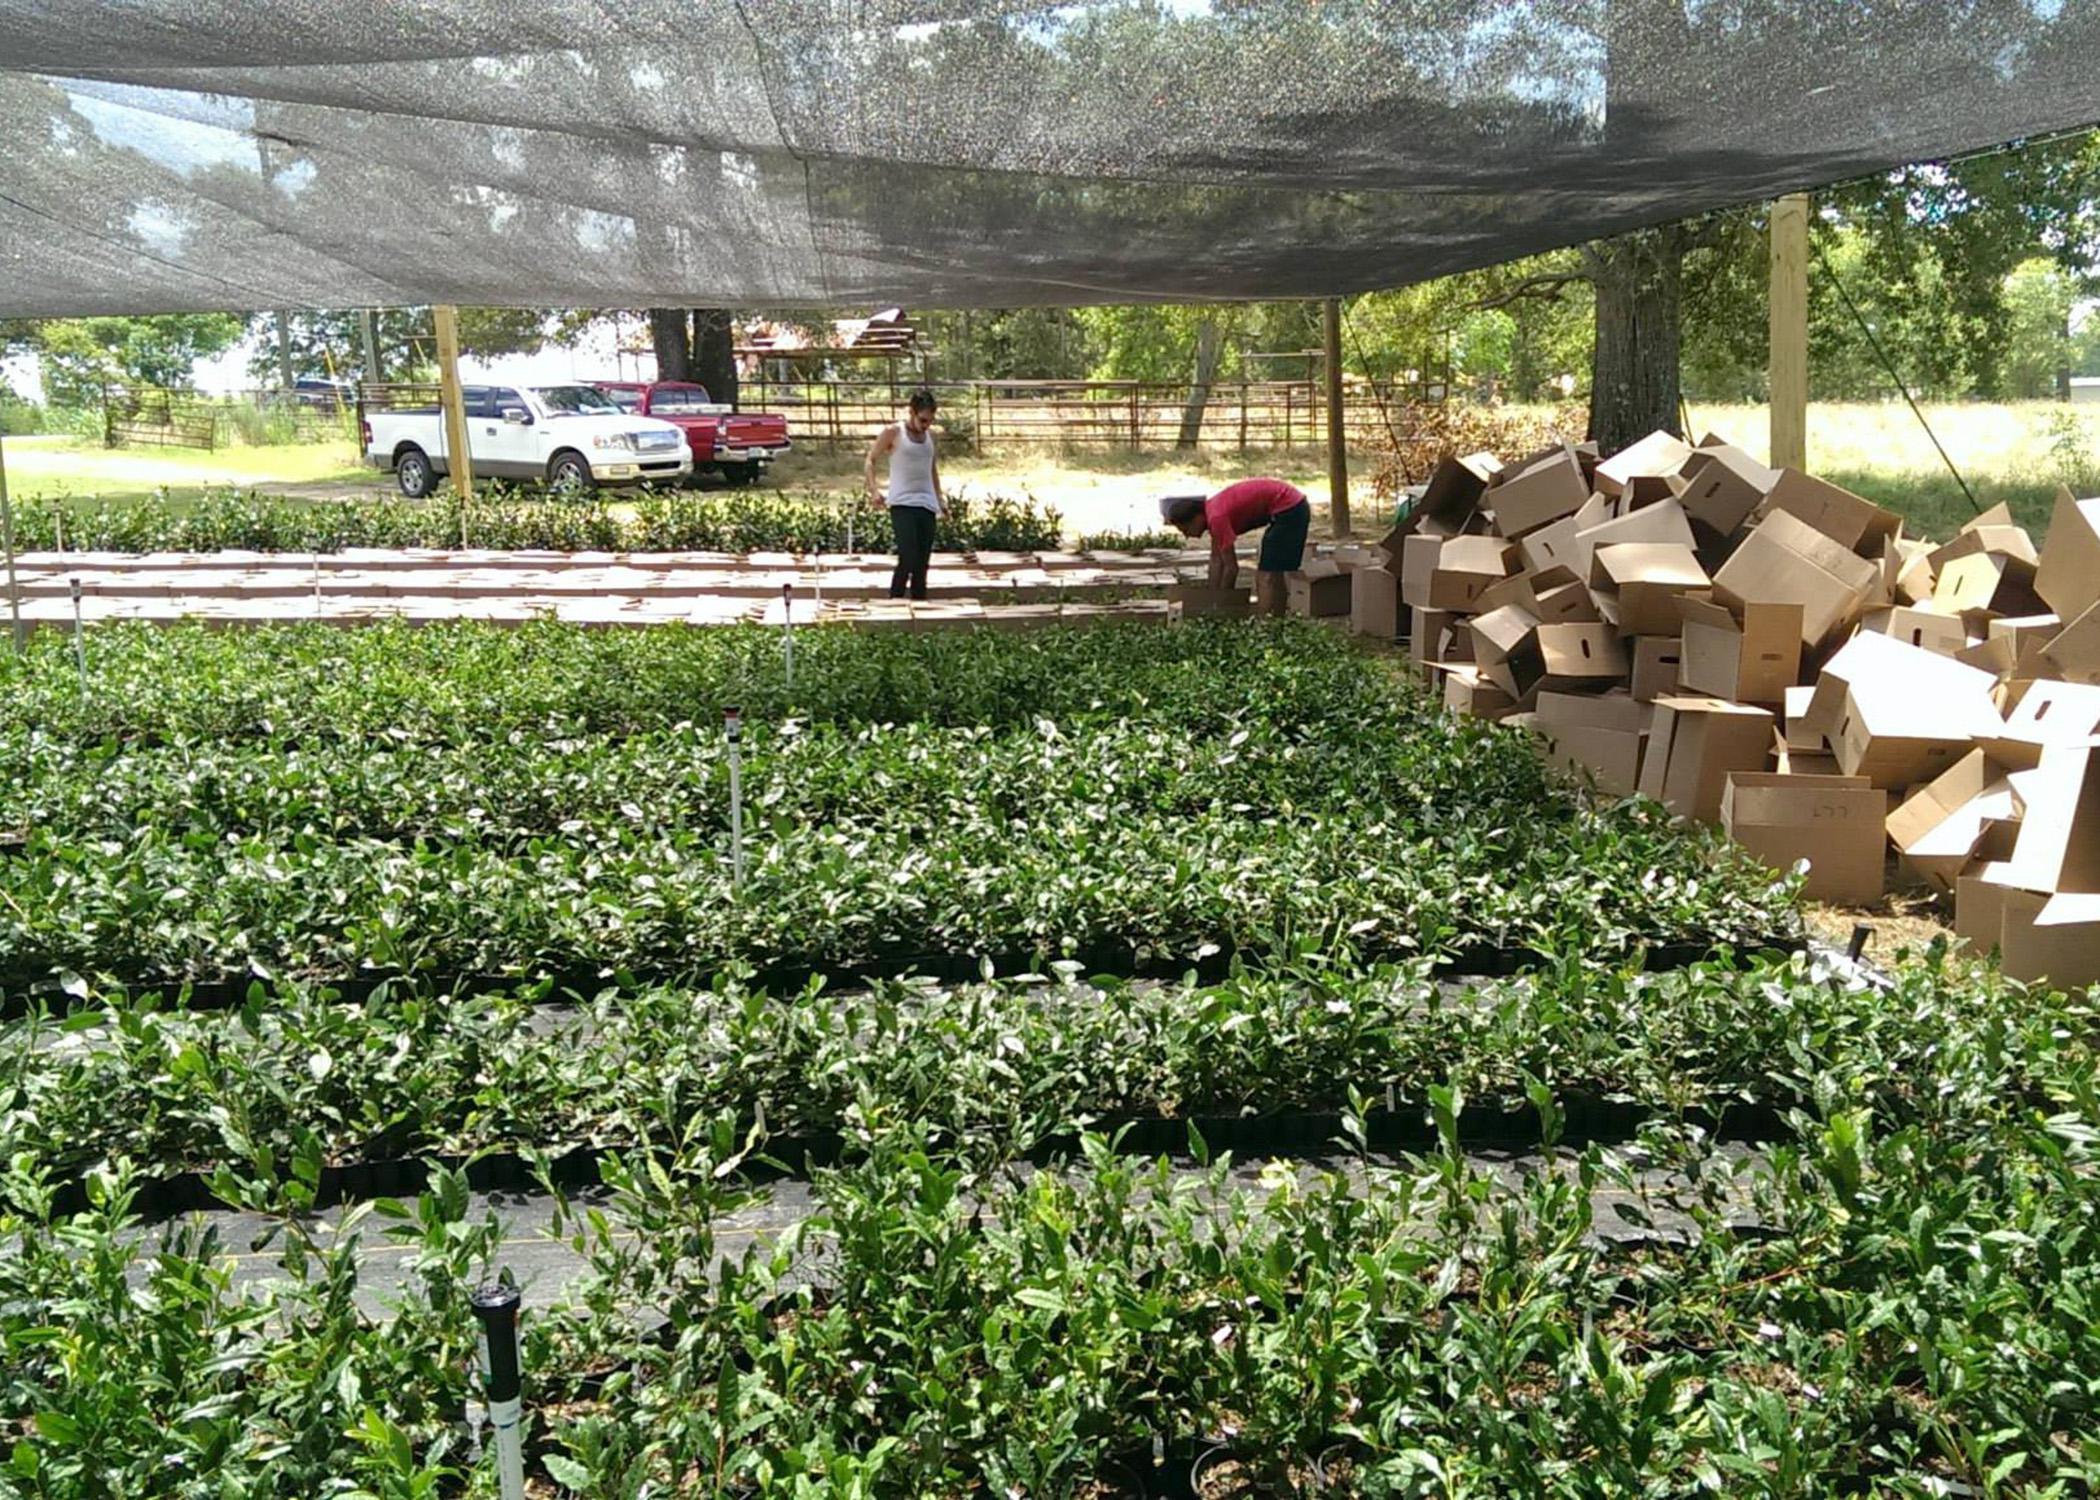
0, 434, 370, 505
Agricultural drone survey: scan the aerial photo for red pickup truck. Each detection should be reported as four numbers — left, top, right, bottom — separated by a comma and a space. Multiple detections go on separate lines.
591, 381, 792, 485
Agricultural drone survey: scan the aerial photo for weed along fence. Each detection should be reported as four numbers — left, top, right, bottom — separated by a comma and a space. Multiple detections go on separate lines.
97, 383, 359, 450
740, 373, 1448, 450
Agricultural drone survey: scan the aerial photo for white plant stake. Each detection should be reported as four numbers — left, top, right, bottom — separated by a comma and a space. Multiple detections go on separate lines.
781, 582, 794, 693
69, 577, 86, 689
846, 510, 855, 558
470, 1283, 527, 1500
313, 554, 322, 616
726, 705, 745, 889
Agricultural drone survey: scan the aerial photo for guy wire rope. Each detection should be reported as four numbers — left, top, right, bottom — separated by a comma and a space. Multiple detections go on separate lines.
1809, 234, 1982, 516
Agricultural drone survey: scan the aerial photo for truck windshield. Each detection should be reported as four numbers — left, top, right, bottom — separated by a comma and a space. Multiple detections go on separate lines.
647, 386, 719, 415
533, 385, 621, 415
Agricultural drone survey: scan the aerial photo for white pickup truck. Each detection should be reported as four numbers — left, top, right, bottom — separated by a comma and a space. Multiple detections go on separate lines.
362, 383, 692, 497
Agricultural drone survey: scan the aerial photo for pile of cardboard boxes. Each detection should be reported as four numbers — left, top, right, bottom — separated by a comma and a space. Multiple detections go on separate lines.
1283, 435, 2100, 986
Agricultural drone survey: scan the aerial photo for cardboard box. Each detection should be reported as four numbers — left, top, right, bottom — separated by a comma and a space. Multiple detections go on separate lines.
2042, 601, 2100, 684
1712, 510, 1877, 648
2035, 486, 2100, 624
1639, 696, 1777, 822
1595, 431, 1693, 502
1631, 636, 1683, 703
1721, 771, 1888, 904
1677, 596, 1803, 706
1571, 496, 1697, 579
1982, 679, 2100, 770
1783, 684, 1823, 752
1531, 576, 1603, 625
1588, 543, 1711, 637
1535, 623, 1629, 694
1484, 446, 1589, 537
1349, 565, 1400, 639
1997, 741, 2100, 900
1400, 534, 1512, 612
1169, 583, 1252, 617
1996, 887, 2100, 987
1535, 690, 1646, 795
1518, 514, 1584, 576
1439, 664, 1518, 720
1762, 469, 1902, 555
1287, 560, 1352, 618
1674, 444, 1773, 539
1955, 865, 2015, 952
1330, 543, 1386, 571
1808, 633, 2003, 789
1409, 606, 1469, 666
1882, 536, 1937, 608
1468, 603, 1544, 699
1860, 605, 1968, 659
1933, 549, 2044, 618
1886, 750, 2018, 892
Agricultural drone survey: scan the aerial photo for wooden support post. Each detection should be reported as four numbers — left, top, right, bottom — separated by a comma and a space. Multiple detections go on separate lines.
1769, 193, 1810, 472
1324, 299, 1350, 537
1, 429, 23, 654
432, 304, 475, 501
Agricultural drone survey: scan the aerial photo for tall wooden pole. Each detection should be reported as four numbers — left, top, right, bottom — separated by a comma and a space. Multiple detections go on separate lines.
1323, 298, 1350, 537
432, 304, 476, 500
1769, 193, 1810, 471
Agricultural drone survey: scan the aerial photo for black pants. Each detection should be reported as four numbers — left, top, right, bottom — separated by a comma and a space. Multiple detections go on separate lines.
889, 504, 936, 599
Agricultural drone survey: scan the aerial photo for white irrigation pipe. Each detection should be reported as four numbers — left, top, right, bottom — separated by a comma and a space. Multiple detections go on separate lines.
725, 705, 745, 889
469, 1283, 526, 1500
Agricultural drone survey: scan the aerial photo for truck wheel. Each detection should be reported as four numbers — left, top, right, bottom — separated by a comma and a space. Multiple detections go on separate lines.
395, 446, 438, 498
547, 451, 594, 493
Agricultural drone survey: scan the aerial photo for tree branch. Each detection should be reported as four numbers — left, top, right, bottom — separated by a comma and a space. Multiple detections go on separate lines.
1467, 272, 1590, 312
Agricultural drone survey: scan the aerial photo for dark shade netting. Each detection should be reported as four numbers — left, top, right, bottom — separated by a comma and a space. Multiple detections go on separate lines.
4, 1, 2099, 315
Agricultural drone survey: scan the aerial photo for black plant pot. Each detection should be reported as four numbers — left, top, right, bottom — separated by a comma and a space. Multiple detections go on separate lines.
1187, 1443, 1287, 1499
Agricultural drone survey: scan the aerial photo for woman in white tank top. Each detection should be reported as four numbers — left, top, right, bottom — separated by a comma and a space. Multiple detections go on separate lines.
863, 389, 945, 599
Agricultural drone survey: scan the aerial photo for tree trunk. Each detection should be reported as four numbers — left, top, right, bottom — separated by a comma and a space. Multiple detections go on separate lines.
1586, 228, 1685, 454
2058, 306, 2073, 401
690, 309, 737, 405
274, 312, 295, 390
1176, 317, 1224, 450
648, 309, 691, 382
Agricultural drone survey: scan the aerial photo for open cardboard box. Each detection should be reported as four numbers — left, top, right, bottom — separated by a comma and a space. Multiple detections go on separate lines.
1571, 496, 1697, 579
1594, 430, 1693, 503
1286, 559, 1352, 618
1886, 750, 2019, 892
1350, 564, 1400, 638
1410, 606, 1470, 667
2043, 600, 2100, 684
1401, 534, 1513, 612
1678, 596, 1802, 706
1762, 469, 1902, 556
1673, 442, 1774, 539
1860, 605, 1968, 659
2035, 486, 2100, 625
1535, 623, 1629, 694
1982, 679, 2100, 770
1484, 445, 1589, 537
1588, 542, 1710, 637
1812, 634, 2004, 790
1469, 603, 1545, 699
1720, 771, 1888, 904
1168, 582, 1253, 618
1535, 690, 1646, 796
1631, 636, 1683, 702
1436, 663, 1519, 720
1639, 695, 1776, 822
1412, 451, 1504, 530
1713, 508, 1879, 649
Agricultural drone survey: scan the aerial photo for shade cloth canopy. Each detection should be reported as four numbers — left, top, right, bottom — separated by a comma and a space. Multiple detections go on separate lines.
3, 0, 2098, 314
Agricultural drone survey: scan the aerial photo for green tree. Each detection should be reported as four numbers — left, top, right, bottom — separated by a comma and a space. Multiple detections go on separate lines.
12, 314, 244, 406
2000, 258, 2076, 400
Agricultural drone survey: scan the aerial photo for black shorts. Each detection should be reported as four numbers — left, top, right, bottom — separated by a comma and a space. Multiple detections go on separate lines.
1256, 498, 1311, 572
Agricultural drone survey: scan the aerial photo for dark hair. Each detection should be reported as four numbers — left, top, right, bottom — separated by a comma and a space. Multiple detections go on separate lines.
908, 388, 938, 414
1161, 494, 1206, 527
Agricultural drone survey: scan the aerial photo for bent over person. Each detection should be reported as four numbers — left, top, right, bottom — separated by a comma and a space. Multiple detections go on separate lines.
864, 389, 945, 600
1160, 477, 1310, 616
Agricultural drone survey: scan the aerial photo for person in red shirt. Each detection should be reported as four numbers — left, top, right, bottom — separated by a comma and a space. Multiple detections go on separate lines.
1160, 477, 1310, 615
